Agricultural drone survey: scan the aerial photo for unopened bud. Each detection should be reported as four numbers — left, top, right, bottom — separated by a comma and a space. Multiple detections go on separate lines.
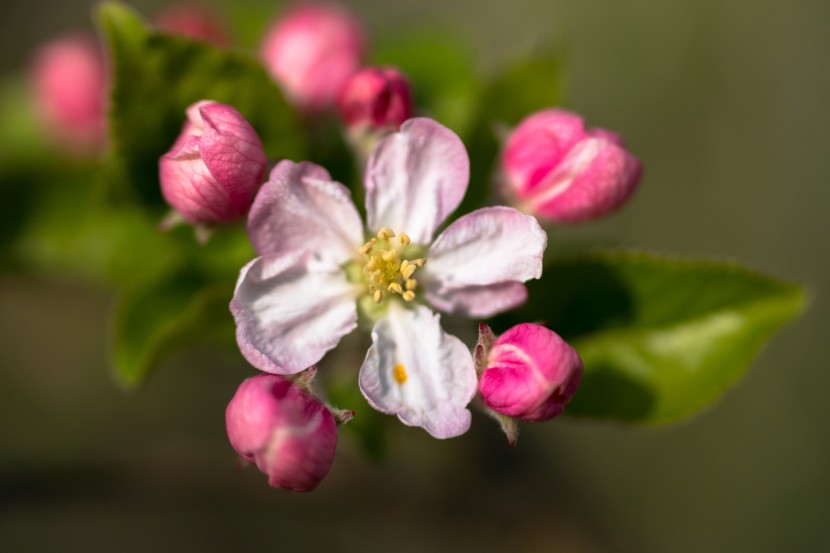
338, 66, 412, 132
31, 34, 107, 154
260, 2, 365, 111
225, 374, 338, 492
159, 100, 267, 225
501, 109, 642, 224
155, 4, 230, 46
479, 323, 583, 422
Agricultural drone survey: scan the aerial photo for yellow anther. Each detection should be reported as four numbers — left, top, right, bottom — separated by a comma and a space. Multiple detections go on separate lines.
358, 227, 425, 305
393, 363, 408, 384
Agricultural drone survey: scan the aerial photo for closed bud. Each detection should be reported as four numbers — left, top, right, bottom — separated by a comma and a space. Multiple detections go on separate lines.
261, 2, 365, 111
159, 100, 267, 225
338, 66, 412, 132
155, 4, 230, 46
479, 323, 583, 422
225, 374, 338, 492
502, 109, 643, 224
31, 34, 107, 154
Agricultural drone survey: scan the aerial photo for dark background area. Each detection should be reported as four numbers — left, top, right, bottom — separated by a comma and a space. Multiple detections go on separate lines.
1, 0, 828, 551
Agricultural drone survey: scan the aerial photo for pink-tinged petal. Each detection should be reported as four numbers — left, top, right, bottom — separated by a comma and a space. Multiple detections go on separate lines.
359, 303, 476, 439
524, 137, 643, 224
231, 251, 359, 374
479, 323, 583, 422
365, 118, 469, 244
247, 160, 364, 261
426, 281, 528, 319
423, 206, 546, 317
337, 66, 413, 131
160, 134, 228, 223
502, 109, 587, 196
226, 374, 337, 492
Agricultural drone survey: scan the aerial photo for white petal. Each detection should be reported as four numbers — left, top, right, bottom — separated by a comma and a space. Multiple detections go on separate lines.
231, 251, 359, 374
358, 303, 477, 439
423, 206, 547, 317
247, 160, 364, 263
365, 118, 469, 244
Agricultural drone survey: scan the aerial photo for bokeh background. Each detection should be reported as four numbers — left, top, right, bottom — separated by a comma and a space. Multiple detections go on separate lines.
1, 0, 828, 551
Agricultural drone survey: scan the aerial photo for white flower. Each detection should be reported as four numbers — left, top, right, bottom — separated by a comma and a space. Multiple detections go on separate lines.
231, 118, 547, 438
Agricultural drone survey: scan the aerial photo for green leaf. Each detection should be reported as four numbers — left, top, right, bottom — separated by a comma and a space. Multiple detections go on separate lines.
461, 50, 564, 214
98, 2, 302, 207
497, 251, 806, 424
112, 270, 236, 388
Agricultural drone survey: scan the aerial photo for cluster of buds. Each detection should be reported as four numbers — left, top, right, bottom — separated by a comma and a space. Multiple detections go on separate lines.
260, 2, 413, 144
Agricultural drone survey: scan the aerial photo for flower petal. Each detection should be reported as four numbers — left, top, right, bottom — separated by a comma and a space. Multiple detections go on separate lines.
246, 160, 365, 261
423, 206, 547, 317
231, 251, 358, 374
365, 118, 469, 244
358, 303, 476, 439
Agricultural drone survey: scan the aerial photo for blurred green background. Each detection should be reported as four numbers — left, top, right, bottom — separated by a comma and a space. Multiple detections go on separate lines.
1, 0, 828, 551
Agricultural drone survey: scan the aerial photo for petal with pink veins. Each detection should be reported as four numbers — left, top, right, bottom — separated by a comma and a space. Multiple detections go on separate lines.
423, 206, 546, 317
231, 251, 359, 374
365, 118, 469, 244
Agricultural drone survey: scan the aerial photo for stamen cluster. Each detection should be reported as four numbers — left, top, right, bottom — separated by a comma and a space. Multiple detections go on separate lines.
359, 227, 425, 303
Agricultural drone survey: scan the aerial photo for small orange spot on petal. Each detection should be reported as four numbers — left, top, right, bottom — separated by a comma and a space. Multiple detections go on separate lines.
393, 363, 407, 384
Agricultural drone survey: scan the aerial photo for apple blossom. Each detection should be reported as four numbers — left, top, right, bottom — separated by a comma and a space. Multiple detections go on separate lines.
230, 118, 547, 438
502, 108, 643, 224
159, 100, 267, 225
226, 373, 337, 492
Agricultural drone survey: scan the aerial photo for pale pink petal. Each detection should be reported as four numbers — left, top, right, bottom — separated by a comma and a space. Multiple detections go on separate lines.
247, 161, 364, 261
365, 118, 469, 244
523, 137, 643, 224
423, 206, 546, 317
358, 303, 476, 439
231, 251, 359, 374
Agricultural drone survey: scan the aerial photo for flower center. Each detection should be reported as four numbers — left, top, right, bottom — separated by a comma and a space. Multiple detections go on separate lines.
359, 227, 425, 304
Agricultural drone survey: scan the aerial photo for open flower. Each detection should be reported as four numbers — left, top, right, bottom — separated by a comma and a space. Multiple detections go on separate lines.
231, 118, 547, 438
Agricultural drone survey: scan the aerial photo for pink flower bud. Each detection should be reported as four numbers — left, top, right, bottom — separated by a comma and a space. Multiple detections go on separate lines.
155, 4, 230, 46
337, 66, 412, 132
261, 2, 365, 111
502, 109, 643, 224
31, 34, 107, 153
159, 100, 268, 225
479, 323, 583, 422
226, 374, 338, 492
